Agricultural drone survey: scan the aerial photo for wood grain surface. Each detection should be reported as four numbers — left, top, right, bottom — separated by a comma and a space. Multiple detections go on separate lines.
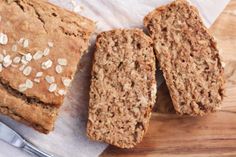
101, 0, 236, 156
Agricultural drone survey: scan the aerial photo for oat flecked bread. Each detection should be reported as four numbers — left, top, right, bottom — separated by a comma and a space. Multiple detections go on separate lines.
87, 29, 156, 148
0, 0, 95, 133
144, 0, 225, 116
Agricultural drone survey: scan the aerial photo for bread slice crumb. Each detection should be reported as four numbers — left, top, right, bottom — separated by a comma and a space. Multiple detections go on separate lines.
87, 29, 156, 148
144, 0, 225, 116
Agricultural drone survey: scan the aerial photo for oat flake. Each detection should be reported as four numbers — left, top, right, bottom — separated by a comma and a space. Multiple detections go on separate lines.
3, 55, 12, 67
36, 72, 43, 77
48, 83, 57, 92
48, 42, 54, 48
23, 39, 29, 48
0, 33, 8, 45
58, 58, 67, 66
18, 38, 24, 44
34, 78, 40, 83
13, 56, 21, 64
42, 59, 53, 69
45, 75, 55, 84
3, 55, 11, 62
12, 44, 17, 52
55, 65, 63, 74
58, 89, 66, 96
21, 56, 29, 65
23, 66, 32, 76
43, 48, 50, 56
25, 79, 33, 89
19, 84, 27, 92
33, 51, 43, 60
62, 78, 71, 87
24, 53, 33, 62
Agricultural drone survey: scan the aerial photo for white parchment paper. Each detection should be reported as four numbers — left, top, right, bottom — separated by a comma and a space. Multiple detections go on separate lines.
0, 0, 230, 157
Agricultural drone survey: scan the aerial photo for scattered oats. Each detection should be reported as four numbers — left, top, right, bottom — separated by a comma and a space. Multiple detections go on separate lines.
0, 64, 2, 72
19, 79, 33, 92
18, 38, 24, 44
48, 42, 54, 48
25, 79, 33, 88
13, 56, 21, 64
58, 58, 67, 66
21, 56, 28, 65
48, 83, 57, 92
23, 66, 32, 76
42, 59, 53, 69
23, 39, 29, 48
55, 65, 63, 74
2, 49, 6, 55
19, 84, 27, 92
33, 51, 43, 60
19, 64, 26, 71
3, 55, 10, 62
0, 33, 8, 45
43, 48, 50, 56
12, 44, 17, 52
58, 89, 66, 96
45, 75, 55, 84
21, 53, 32, 64
0, 54, 4, 62
3, 55, 12, 67
24, 53, 32, 62
36, 72, 43, 77
34, 78, 40, 83
62, 78, 71, 87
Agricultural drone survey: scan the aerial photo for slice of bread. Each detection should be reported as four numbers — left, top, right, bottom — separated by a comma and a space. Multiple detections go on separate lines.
87, 29, 156, 148
144, 0, 225, 116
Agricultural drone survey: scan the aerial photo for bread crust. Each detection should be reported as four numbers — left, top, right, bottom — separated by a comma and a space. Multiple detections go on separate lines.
144, 0, 225, 116
87, 29, 156, 148
0, 0, 95, 133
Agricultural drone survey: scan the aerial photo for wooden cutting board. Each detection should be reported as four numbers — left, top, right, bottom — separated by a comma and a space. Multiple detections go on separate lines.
101, 0, 236, 156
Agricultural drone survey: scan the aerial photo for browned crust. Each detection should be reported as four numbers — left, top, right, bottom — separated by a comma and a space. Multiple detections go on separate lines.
0, 0, 95, 133
0, 107, 57, 134
0, 84, 58, 134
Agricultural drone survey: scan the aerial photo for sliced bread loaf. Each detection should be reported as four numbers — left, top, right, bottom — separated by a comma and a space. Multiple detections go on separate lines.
0, 0, 95, 133
87, 29, 156, 148
144, 0, 225, 116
